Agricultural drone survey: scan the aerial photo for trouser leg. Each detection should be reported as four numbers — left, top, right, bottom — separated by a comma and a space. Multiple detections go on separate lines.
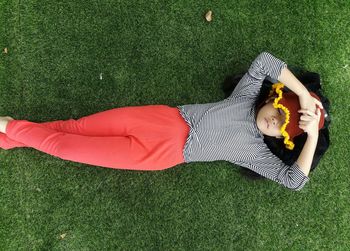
5, 120, 168, 170
1, 105, 165, 149
2, 105, 189, 170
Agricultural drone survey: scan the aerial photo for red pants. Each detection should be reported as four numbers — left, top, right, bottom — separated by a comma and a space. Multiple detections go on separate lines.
1, 105, 190, 171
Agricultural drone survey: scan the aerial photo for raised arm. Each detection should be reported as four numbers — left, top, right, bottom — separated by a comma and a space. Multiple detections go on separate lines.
277, 67, 323, 177
228, 52, 287, 99
293, 107, 321, 176
243, 146, 310, 191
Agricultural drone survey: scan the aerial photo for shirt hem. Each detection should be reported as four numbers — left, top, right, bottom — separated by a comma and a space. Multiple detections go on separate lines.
177, 106, 192, 163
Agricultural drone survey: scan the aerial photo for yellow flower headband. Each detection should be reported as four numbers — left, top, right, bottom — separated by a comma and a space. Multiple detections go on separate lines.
268, 83, 294, 150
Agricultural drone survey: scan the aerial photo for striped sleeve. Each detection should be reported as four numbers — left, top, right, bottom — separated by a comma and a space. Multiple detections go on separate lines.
229, 52, 287, 99
248, 51, 287, 80
245, 146, 310, 191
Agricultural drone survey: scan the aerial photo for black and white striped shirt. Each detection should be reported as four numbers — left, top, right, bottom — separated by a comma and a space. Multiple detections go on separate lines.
177, 52, 310, 191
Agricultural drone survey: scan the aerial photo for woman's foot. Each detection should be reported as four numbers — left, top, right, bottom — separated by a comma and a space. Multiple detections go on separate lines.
0, 116, 14, 134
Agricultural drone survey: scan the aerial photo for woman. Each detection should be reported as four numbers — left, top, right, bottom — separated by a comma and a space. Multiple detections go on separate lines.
0, 52, 327, 191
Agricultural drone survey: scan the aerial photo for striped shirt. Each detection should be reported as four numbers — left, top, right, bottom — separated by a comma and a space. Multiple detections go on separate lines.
177, 52, 310, 191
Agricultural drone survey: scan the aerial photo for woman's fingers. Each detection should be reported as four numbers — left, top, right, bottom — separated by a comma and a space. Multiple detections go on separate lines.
316, 107, 321, 116
298, 110, 318, 123
298, 109, 317, 116
300, 115, 314, 121
313, 97, 323, 109
298, 108, 321, 132
298, 119, 312, 132
315, 107, 321, 121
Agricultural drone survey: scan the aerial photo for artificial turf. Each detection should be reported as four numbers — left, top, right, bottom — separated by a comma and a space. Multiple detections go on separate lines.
1, 0, 349, 250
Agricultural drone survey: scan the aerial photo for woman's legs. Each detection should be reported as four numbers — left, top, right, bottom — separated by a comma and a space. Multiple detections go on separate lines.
5, 120, 154, 170
1, 106, 136, 149
2, 105, 190, 170
1, 105, 162, 149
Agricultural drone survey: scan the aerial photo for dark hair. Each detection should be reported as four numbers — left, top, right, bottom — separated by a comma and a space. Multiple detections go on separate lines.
221, 69, 331, 180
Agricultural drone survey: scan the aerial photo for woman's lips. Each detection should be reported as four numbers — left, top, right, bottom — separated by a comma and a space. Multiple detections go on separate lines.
265, 118, 269, 128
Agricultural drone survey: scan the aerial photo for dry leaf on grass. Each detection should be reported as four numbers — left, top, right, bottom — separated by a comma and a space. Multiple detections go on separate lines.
3, 48, 8, 54
205, 10, 213, 22
60, 233, 67, 240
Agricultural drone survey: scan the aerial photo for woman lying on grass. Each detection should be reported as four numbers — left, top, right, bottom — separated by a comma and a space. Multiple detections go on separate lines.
0, 52, 330, 191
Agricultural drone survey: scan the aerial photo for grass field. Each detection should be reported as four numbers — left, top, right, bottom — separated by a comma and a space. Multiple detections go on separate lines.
1, 0, 349, 250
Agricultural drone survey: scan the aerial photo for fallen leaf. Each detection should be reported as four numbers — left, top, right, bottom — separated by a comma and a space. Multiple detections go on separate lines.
205, 10, 213, 22
60, 233, 67, 239
3, 48, 8, 54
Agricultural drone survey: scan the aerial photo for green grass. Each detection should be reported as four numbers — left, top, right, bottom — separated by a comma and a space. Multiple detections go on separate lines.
1, 0, 349, 250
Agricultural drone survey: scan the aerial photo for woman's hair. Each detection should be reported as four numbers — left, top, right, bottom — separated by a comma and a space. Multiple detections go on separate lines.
221, 69, 331, 180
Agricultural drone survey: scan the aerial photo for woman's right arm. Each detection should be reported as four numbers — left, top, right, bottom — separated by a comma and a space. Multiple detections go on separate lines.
296, 135, 318, 176
296, 108, 322, 176
240, 108, 321, 191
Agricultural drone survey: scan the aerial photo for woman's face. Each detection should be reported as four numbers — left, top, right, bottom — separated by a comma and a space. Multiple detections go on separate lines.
256, 99, 286, 138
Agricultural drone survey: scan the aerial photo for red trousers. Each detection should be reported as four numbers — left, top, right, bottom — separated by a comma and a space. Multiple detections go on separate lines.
1, 105, 190, 171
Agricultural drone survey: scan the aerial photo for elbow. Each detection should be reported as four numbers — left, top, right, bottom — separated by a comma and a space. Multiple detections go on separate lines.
255, 51, 273, 63
288, 184, 305, 191
277, 164, 310, 191
248, 51, 275, 80
256, 52, 280, 67
258, 51, 272, 58
283, 179, 308, 191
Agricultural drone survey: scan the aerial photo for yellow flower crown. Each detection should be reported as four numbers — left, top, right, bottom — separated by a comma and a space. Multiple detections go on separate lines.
269, 83, 295, 150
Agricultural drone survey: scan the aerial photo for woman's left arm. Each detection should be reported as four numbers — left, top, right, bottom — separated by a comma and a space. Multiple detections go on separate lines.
278, 67, 324, 112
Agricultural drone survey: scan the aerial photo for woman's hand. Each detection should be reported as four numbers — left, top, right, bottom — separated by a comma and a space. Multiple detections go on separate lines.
298, 92, 323, 114
298, 108, 321, 138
